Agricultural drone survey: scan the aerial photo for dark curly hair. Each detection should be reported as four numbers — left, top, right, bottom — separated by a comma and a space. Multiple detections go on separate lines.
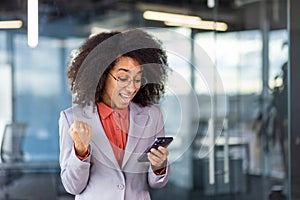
67, 29, 169, 107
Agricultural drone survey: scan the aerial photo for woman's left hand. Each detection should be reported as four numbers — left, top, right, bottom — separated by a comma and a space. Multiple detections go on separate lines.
148, 146, 169, 171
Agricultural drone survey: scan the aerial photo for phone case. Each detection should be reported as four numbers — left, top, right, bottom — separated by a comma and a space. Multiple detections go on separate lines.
137, 137, 173, 162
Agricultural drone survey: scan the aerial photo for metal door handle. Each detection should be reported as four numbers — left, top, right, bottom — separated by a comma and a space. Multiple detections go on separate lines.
208, 118, 215, 185
223, 118, 229, 184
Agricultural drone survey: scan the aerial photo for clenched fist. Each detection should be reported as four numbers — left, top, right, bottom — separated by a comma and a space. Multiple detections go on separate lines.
69, 120, 92, 157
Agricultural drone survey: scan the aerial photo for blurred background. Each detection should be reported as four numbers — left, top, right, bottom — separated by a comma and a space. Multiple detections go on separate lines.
1, 0, 300, 199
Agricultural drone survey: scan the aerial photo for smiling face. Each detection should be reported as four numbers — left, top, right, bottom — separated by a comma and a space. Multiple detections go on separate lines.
102, 56, 142, 109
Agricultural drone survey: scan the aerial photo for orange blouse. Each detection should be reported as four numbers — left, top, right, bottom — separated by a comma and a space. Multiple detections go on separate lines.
97, 102, 129, 166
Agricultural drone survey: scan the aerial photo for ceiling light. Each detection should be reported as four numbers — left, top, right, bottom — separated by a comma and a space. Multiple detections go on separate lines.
143, 11, 201, 25
165, 20, 228, 31
28, 0, 39, 48
143, 10, 228, 31
207, 0, 215, 8
0, 20, 23, 29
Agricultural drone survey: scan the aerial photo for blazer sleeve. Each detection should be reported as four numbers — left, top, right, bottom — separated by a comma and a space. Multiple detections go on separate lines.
59, 110, 92, 195
147, 105, 171, 188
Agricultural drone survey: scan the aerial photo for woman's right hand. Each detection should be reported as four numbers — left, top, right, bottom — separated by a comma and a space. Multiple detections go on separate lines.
69, 120, 92, 157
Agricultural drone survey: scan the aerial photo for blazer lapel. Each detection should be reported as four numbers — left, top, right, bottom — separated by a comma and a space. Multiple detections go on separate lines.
122, 103, 149, 168
82, 105, 120, 170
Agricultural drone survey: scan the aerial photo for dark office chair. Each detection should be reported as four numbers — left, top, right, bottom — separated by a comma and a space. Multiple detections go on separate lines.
1, 123, 27, 163
0, 122, 27, 199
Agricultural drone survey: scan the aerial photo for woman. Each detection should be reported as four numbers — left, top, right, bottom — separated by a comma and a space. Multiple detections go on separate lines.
59, 29, 171, 199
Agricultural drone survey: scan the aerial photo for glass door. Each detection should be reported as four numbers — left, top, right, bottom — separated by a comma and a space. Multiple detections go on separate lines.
190, 0, 289, 199
150, 1, 289, 199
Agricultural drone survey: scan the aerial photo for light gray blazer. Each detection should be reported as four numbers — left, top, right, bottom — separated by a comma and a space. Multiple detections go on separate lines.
59, 102, 170, 200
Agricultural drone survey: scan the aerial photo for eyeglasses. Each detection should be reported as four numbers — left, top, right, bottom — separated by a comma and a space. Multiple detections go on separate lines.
108, 72, 147, 88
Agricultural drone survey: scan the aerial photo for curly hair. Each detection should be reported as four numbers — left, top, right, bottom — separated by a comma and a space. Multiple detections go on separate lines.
67, 29, 169, 107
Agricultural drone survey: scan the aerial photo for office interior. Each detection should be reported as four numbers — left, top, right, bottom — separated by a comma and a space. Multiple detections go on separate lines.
1, 0, 300, 199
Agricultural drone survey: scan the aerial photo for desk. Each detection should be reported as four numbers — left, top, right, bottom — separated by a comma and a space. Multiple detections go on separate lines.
193, 136, 250, 171
0, 161, 62, 200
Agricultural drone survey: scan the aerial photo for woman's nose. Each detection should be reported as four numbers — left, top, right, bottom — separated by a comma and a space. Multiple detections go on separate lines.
125, 80, 137, 92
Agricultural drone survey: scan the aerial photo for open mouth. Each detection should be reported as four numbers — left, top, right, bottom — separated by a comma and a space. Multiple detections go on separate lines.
120, 93, 132, 104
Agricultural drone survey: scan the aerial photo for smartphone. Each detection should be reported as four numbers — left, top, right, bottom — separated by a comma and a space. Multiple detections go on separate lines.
137, 137, 173, 162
